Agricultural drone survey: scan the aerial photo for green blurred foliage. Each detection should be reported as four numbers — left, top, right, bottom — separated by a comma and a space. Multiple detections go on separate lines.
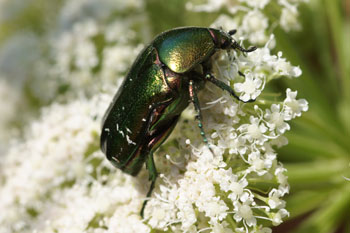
272, 1, 350, 232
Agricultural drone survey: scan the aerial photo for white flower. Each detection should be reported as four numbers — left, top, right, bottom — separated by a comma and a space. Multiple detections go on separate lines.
280, 7, 301, 31
102, 44, 141, 78
234, 73, 263, 102
233, 197, 257, 227
238, 44, 302, 80
275, 166, 290, 194
241, 9, 269, 44
247, 151, 274, 176
239, 0, 270, 9
185, 0, 228, 12
275, 52, 302, 77
213, 168, 249, 201
254, 226, 273, 233
279, 0, 302, 32
268, 189, 286, 209
238, 116, 268, 145
265, 104, 291, 134
283, 88, 309, 119
212, 222, 235, 233
229, 135, 248, 155
271, 209, 289, 226
210, 14, 239, 32
74, 39, 98, 70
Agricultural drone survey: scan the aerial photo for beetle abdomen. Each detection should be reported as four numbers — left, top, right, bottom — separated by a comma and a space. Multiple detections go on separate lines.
101, 62, 170, 170
154, 27, 215, 74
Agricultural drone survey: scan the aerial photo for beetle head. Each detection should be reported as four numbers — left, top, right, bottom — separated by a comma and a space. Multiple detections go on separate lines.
210, 28, 257, 53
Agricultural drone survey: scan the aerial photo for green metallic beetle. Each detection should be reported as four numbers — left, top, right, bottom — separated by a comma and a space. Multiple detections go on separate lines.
100, 26, 256, 217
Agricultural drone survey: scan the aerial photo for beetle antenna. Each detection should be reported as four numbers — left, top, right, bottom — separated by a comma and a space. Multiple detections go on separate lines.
232, 41, 257, 53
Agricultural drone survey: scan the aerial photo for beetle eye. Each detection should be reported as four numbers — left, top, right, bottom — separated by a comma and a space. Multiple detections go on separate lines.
221, 39, 231, 49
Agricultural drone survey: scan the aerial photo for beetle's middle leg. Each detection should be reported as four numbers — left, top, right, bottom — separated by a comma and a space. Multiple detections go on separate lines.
189, 80, 214, 154
204, 73, 255, 103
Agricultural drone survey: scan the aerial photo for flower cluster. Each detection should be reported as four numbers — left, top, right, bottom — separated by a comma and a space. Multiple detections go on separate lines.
144, 38, 308, 232
0, 0, 308, 232
188, 0, 307, 45
28, 0, 147, 103
0, 94, 153, 232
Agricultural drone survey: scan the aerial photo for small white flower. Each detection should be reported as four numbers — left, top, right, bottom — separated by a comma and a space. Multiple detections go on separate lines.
241, 9, 269, 44
212, 222, 235, 233
275, 51, 302, 77
239, 116, 268, 145
204, 197, 229, 223
283, 88, 309, 119
271, 209, 289, 226
265, 104, 290, 134
239, 0, 270, 9
233, 198, 257, 227
234, 73, 263, 102
254, 226, 273, 233
280, 6, 301, 32
247, 151, 273, 176
102, 44, 141, 79
210, 14, 239, 32
275, 166, 290, 194
185, 0, 227, 12
229, 135, 248, 155
268, 189, 286, 209
177, 199, 197, 230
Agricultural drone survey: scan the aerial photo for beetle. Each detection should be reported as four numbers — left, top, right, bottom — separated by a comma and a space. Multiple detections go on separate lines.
100, 26, 256, 217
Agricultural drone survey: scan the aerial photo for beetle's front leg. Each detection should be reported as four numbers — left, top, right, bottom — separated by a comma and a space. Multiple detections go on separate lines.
140, 152, 157, 218
204, 73, 255, 103
189, 80, 214, 154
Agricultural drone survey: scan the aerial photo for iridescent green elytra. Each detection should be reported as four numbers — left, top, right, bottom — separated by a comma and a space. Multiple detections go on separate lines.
100, 27, 256, 217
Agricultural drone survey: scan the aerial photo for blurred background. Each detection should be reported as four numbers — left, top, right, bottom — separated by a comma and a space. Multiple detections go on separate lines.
0, 0, 349, 232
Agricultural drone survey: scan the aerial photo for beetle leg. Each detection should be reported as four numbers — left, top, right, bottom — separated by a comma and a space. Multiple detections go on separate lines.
205, 73, 255, 103
189, 80, 214, 154
140, 152, 157, 218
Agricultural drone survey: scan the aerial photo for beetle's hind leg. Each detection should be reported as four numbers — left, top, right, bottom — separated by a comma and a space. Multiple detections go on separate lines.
140, 152, 157, 218
205, 73, 255, 103
189, 80, 214, 154
139, 112, 180, 218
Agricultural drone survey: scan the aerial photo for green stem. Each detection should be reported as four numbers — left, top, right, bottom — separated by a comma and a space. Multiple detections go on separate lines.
226, 214, 237, 229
